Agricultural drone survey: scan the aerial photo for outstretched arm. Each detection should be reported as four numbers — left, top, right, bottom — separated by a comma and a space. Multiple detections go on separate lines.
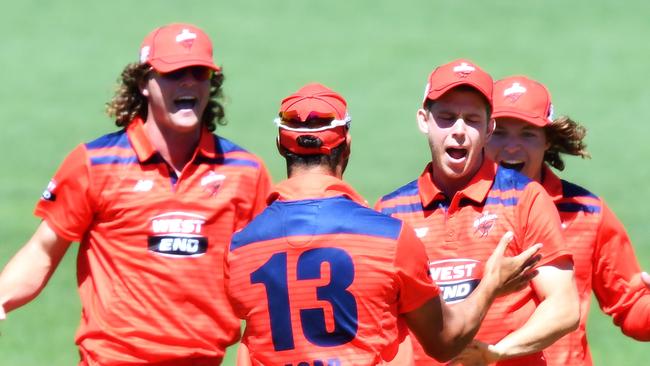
0, 220, 71, 318
404, 232, 542, 362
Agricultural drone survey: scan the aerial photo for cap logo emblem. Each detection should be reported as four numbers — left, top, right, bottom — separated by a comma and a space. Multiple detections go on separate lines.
503, 82, 527, 103
176, 29, 197, 49
453, 62, 475, 78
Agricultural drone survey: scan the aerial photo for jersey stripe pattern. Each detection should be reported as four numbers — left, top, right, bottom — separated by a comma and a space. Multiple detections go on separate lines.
541, 167, 650, 365
34, 118, 272, 365
225, 175, 440, 366
376, 161, 570, 366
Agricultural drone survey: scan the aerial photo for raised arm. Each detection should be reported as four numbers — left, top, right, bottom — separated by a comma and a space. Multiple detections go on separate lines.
0, 220, 71, 318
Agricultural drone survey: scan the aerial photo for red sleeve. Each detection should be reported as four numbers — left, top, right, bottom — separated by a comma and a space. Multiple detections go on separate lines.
33, 144, 94, 242
516, 182, 572, 266
394, 223, 440, 314
592, 202, 650, 340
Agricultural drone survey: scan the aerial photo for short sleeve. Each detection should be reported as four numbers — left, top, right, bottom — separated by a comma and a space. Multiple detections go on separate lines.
394, 223, 440, 314
33, 144, 94, 242
517, 182, 572, 266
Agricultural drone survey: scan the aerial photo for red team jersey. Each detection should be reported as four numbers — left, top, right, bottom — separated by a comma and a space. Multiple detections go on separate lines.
224, 173, 440, 366
376, 160, 572, 366
540, 166, 650, 365
34, 117, 271, 365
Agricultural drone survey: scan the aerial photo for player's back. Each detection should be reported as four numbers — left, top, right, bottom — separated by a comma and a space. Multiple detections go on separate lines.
226, 195, 424, 366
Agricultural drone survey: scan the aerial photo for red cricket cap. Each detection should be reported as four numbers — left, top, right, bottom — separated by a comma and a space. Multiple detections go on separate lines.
276, 83, 350, 155
423, 59, 493, 108
493, 76, 554, 127
139, 23, 220, 73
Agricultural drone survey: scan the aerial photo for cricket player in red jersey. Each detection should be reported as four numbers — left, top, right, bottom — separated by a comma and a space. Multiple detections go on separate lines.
375, 59, 580, 366
0, 23, 271, 365
224, 83, 543, 366
486, 75, 650, 365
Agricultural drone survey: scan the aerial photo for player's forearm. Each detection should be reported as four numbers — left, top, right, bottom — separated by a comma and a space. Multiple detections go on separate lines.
444, 279, 498, 352
0, 234, 70, 313
490, 295, 579, 359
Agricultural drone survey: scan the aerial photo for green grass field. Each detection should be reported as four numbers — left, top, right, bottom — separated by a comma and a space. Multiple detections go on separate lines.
1, 1, 648, 364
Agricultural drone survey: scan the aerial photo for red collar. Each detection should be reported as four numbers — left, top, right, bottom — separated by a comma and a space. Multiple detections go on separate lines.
126, 116, 216, 162
268, 173, 367, 206
540, 165, 564, 201
417, 159, 497, 206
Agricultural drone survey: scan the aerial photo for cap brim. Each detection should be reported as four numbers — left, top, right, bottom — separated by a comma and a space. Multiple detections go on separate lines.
492, 109, 549, 127
149, 58, 221, 73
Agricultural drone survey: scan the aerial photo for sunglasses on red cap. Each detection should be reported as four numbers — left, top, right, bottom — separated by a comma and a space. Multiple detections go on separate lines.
150, 66, 214, 82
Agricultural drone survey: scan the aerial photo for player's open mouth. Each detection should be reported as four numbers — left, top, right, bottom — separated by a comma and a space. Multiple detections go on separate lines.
499, 160, 525, 171
446, 147, 468, 160
174, 96, 197, 110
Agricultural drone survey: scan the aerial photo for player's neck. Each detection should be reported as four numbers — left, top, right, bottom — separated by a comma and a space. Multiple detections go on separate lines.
143, 119, 201, 175
287, 165, 342, 180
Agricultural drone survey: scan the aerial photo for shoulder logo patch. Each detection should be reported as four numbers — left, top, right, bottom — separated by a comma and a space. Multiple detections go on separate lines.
41, 179, 57, 201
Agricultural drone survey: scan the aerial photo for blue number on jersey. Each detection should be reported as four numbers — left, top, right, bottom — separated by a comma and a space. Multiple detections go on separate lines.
250, 248, 359, 351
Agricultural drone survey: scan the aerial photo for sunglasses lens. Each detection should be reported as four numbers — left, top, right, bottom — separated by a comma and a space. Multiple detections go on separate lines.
160, 67, 213, 81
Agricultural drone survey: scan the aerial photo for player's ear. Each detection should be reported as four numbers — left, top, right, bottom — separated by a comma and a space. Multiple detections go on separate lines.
486, 118, 496, 138
276, 137, 287, 157
139, 79, 150, 98
417, 108, 430, 134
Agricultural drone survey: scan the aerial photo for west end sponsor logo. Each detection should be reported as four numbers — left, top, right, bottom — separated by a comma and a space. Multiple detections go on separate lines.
148, 212, 208, 258
429, 259, 481, 304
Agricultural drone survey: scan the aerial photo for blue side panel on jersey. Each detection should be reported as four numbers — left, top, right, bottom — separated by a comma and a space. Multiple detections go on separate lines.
90, 155, 139, 165
379, 179, 419, 202
379, 202, 424, 215
485, 196, 518, 207
85, 129, 131, 150
561, 180, 598, 199
231, 196, 403, 251
492, 166, 532, 192
215, 135, 247, 154
556, 202, 601, 214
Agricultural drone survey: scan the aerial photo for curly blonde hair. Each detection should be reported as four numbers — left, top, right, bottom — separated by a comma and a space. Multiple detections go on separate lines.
105, 63, 226, 131
544, 116, 591, 170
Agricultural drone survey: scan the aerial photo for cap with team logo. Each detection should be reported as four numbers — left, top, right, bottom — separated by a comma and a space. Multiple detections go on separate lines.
139, 23, 220, 73
275, 83, 350, 155
422, 58, 493, 108
493, 76, 554, 127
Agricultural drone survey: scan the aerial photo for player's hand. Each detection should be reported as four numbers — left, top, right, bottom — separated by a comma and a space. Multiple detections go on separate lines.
642, 272, 650, 289
448, 340, 500, 365
482, 231, 542, 297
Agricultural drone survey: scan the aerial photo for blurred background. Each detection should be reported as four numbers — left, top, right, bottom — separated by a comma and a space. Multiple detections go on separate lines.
1, 0, 648, 364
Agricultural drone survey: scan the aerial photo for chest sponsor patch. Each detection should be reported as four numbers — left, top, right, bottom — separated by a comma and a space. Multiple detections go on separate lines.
148, 212, 208, 258
429, 259, 481, 303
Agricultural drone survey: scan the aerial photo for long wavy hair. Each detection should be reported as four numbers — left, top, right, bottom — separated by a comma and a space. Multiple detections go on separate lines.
105, 63, 226, 131
544, 115, 591, 170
